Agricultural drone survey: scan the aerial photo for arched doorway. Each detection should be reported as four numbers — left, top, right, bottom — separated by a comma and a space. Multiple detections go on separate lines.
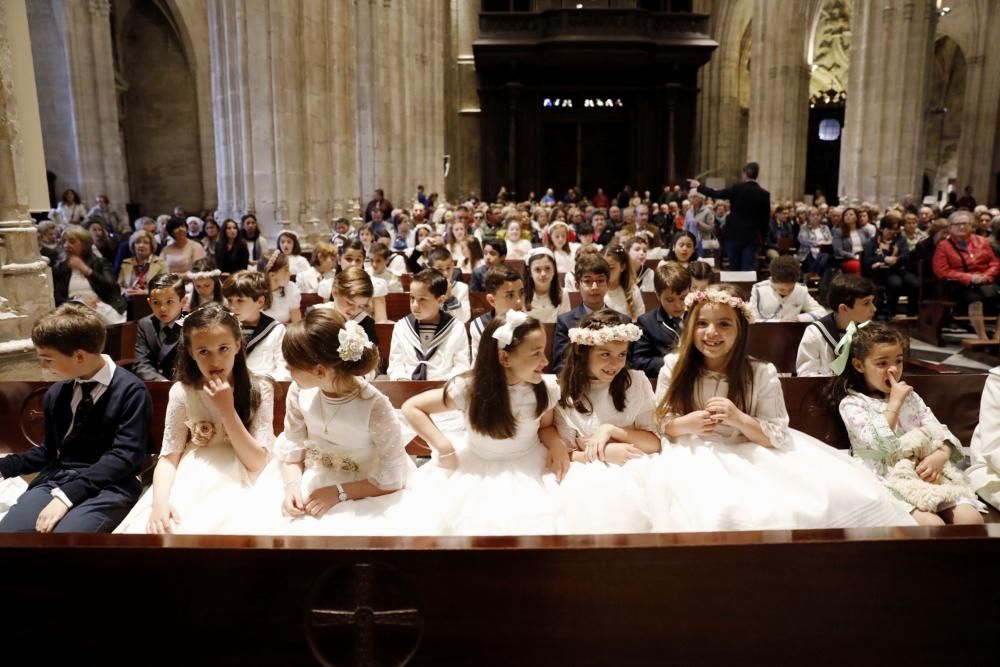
804, 0, 851, 206
924, 36, 966, 202
117, 0, 204, 217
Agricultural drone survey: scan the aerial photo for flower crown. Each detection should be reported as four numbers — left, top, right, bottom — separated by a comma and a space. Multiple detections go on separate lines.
338, 319, 373, 362
683, 288, 755, 322
186, 269, 221, 281
568, 323, 642, 346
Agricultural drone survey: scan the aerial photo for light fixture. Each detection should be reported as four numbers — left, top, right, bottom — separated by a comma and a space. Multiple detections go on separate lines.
576, 3, 583, 8
938, 6, 951, 16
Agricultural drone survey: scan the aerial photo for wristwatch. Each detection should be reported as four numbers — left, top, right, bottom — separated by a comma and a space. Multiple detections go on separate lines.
336, 483, 349, 503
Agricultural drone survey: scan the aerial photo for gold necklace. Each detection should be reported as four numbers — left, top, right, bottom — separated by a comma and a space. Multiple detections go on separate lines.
320, 388, 361, 435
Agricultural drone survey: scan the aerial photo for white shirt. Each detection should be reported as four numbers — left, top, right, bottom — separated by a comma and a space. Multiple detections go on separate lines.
604, 285, 644, 320
387, 316, 471, 381
262, 282, 302, 324
288, 254, 311, 276
296, 266, 335, 294
795, 322, 838, 377
441, 280, 471, 323
749, 280, 827, 323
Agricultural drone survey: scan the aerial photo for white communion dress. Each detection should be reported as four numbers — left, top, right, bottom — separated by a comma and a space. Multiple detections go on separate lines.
645, 354, 916, 532
553, 369, 658, 534
409, 374, 563, 536
241, 380, 426, 536
116, 378, 275, 534
0, 474, 27, 524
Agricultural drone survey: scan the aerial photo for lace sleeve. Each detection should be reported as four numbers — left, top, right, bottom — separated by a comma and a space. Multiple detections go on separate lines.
366, 393, 410, 491
160, 383, 191, 457
838, 392, 897, 473
275, 382, 307, 463
249, 377, 276, 452
752, 363, 791, 449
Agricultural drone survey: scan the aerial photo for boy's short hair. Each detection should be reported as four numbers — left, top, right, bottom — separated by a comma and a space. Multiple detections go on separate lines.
687, 260, 715, 283
576, 221, 595, 237
312, 241, 338, 265
653, 262, 692, 295
573, 253, 610, 281
223, 270, 272, 308
369, 242, 391, 261
412, 268, 448, 298
827, 272, 875, 311
484, 264, 522, 294
768, 255, 800, 284
427, 247, 454, 266
483, 238, 507, 257
31, 303, 106, 356
149, 273, 186, 298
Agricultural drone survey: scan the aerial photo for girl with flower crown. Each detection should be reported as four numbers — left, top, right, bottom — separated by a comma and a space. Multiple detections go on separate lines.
554, 310, 660, 533
402, 311, 570, 535
240, 308, 420, 535
645, 285, 915, 532
116, 303, 275, 534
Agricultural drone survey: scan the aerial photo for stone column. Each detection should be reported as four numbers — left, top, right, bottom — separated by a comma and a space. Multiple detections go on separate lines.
838, 0, 937, 206
445, 0, 480, 201
746, 0, 810, 203
60, 0, 129, 221
953, 4, 1000, 204
0, 0, 55, 379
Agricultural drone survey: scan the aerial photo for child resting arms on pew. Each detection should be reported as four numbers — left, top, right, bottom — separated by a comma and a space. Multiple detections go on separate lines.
242, 308, 417, 535
115, 303, 274, 534
1, 304, 152, 533
554, 310, 659, 533
832, 323, 985, 525
644, 285, 915, 532
402, 311, 570, 535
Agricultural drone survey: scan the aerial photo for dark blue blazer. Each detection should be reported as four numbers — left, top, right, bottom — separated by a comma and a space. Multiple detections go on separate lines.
632, 307, 682, 378
552, 304, 630, 374
0, 367, 152, 505
133, 315, 180, 381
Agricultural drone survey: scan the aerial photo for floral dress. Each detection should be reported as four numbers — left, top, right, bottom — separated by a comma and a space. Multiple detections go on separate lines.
115, 378, 274, 534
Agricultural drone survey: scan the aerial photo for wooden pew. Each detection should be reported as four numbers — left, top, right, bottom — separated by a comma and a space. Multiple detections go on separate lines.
375, 322, 394, 374
103, 320, 138, 367
298, 292, 325, 316
748, 322, 809, 374
125, 294, 152, 321
385, 292, 412, 321
469, 291, 490, 320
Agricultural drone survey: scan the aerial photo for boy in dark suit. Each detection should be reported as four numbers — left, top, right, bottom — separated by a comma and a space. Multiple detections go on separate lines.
133, 273, 185, 381
0, 304, 152, 532
553, 254, 629, 373
632, 262, 690, 378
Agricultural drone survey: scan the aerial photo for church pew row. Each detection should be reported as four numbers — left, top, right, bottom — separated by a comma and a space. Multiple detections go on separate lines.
0, 374, 986, 459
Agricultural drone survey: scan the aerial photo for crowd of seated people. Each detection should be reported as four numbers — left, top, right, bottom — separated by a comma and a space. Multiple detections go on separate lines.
6, 182, 998, 536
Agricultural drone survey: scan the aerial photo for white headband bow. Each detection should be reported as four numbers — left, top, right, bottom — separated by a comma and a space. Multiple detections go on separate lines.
492, 310, 529, 349
524, 247, 556, 266
338, 319, 373, 362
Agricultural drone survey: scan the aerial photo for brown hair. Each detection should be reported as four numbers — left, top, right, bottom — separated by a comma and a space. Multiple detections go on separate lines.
455, 313, 549, 439
31, 303, 106, 355
312, 241, 338, 266
282, 307, 379, 377
412, 268, 448, 298
61, 225, 94, 261
768, 255, 800, 284
687, 260, 715, 283
369, 242, 391, 261
826, 322, 908, 405
655, 284, 755, 422
149, 273, 186, 299
332, 267, 375, 301
653, 261, 692, 295
484, 264, 522, 295
189, 257, 223, 309
573, 252, 609, 281
603, 244, 638, 318
558, 309, 632, 415
175, 303, 260, 427
223, 271, 272, 309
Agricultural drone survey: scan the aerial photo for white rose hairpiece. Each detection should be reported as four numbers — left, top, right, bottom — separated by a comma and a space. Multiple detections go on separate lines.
337, 319, 373, 362
683, 287, 756, 322
568, 323, 642, 346
492, 310, 529, 349
186, 269, 221, 281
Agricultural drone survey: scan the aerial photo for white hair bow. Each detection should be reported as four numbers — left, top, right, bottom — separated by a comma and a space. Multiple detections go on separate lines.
338, 319, 373, 362
492, 310, 529, 350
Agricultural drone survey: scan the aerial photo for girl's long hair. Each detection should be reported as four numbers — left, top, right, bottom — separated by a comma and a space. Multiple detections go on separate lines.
558, 309, 632, 414
188, 257, 222, 310
655, 284, 754, 423
175, 302, 260, 427
825, 323, 908, 408
523, 252, 562, 310
603, 243, 638, 319
453, 314, 549, 439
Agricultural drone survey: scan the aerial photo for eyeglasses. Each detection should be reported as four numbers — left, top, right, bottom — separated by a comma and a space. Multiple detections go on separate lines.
579, 278, 608, 287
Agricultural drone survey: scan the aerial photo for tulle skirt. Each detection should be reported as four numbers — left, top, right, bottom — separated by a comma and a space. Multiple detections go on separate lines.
554, 456, 656, 534
645, 430, 917, 532
0, 476, 27, 524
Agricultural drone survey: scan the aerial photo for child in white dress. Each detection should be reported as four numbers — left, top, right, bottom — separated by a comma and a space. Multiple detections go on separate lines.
116, 303, 274, 534
833, 323, 985, 525
603, 244, 644, 320
969, 366, 1000, 510
402, 311, 570, 535
544, 221, 575, 275
185, 258, 223, 312
250, 308, 417, 535
524, 248, 570, 325
646, 285, 915, 532
260, 251, 302, 325
554, 310, 659, 533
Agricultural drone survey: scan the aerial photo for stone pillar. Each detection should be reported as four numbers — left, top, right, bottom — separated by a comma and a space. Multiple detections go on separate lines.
839, 0, 937, 207
953, 5, 1000, 205
445, 0, 479, 201
0, 0, 55, 379
60, 0, 129, 221
746, 0, 810, 203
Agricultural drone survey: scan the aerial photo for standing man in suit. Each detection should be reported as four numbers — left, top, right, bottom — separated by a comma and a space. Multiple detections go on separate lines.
688, 162, 771, 271
0, 304, 152, 532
